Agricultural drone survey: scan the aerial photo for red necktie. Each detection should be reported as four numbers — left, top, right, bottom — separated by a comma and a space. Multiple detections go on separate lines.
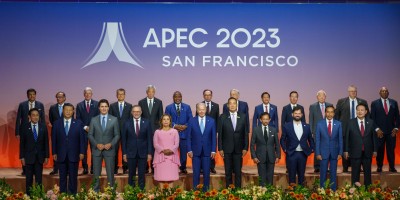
384, 99, 389, 115
265, 105, 269, 114
328, 120, 332, 137
206, 102, 210, 114
360, 121, 365, 151
135, 119, 140, 136
86, 101, 90, 113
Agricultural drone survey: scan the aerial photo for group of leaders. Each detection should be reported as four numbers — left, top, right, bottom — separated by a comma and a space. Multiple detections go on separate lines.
15, 85, 399, 195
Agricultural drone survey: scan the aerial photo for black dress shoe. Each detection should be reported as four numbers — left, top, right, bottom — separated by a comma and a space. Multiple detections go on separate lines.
90, 170, 94, 174
210, 168, 216, 174
49, 170, 58, 175
314, 169, 320, 173
343, 169, 349, 173
377, 168, 382, 172
389, 168, 397, 173
82, 169, 88, 175
123, 169, 128, 174
180, 169, 188, 174
21, 171, 25, 176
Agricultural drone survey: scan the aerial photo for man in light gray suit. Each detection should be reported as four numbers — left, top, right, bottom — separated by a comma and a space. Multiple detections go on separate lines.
250, 112, 281, 186
309, 90, 333, 173
88, 99, 120, 192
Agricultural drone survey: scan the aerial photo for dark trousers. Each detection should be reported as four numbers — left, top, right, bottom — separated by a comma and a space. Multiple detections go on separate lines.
287, 151, 307, 185
58, 159, 79, 194
320, 154, 338, 191
179, 138, 187, 170
377, 134, 396, 169
313, 134, 320, 170
127, 154, 147, 190
25, 158, 43, 195
342, 137, 351, 171
224, 152, 242, 188
192, 150, 211, 191
52, 160, 59, 173
257, 160, 275, 186
210, 158, 216, 169
115, 141, 127, 171
351, 151, 372, 186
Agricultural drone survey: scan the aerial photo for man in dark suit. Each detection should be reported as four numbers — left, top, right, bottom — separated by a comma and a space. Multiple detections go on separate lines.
253, 92, 279, 129
218, 97, 249, 188
250, 112, 280, 186
309, 90, 333, 173
188, 103, 217, 191
16, 88, 46, 176
370, 87, 399, 173
19, 108, 49, 195
88, 99, 120, 192
122, 105, 153, 190
109, 88, 132, 174
315, 105, 343, 191
52, 103, 85, 194
138, 85, 163, 174
223, 89, 249, 132
344, 104, 377, 186
165, 91, 193, 174
280, 107, 314, 186
76, 87, 99, 175
335, 85, 369, 173
48, 91, 67, 176
200, 89, 219, 174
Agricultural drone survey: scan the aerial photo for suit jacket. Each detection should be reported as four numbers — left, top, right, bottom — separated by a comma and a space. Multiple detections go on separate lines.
280, 122, 314, 157
250, 126, 281, 163
19, 122, 49, 164
199, 101, 220, 128
15, 100, 45, 136
76, 100, 99, 127
252, 103, 278, 129
88, 115, 120, 157
187, 116, 217, 156
309, 102, 333, 134
49, 103, 67, 125
52, 118, 85, 162
315, 119, 343, 159
108, 101, 132, 133
218, 112, 249, 154
165, 103, 192, 139
345, 118, 377, 159
370, 98, 400, 135
121, 117, 153, 159
138, 97, 163, 130
281, 104, 306, 130
335, 97, 369, 126
223, 100, 250, 132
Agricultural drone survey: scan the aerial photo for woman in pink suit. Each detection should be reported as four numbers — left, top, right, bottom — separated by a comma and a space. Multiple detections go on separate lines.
153, 114, 180, 187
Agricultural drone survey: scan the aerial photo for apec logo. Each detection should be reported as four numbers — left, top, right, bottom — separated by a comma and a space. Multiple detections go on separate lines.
82, 22, 143, 69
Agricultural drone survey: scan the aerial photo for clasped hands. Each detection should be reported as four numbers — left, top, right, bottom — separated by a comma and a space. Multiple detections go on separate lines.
174, 124, 187, 132
97, 143, 112, 151
162, 149, 174, 156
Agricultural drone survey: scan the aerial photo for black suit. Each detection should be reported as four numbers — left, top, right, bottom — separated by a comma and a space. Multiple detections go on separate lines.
109, 101, 132, 172
200, 101, 220, 170
370, 98, 400, 170
223, 100, 250, 132
345, 118, 377, 186
19, 122, 49, 195
15, 100, 45, 136
49, 103, 66, 173
218, 112, 249, 188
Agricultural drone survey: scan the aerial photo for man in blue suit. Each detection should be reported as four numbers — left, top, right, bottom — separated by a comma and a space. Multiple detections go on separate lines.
52, 103, 85, 194
315, 105, 343, 191
371, 87, 399, 173
165, 91, 193, 174
187, 103, 216, 191
223, 89, 249, 132
76, 87, 99, 175
253, 92, 278, 129
280, 107, 314, 186
122, 105, 153, 190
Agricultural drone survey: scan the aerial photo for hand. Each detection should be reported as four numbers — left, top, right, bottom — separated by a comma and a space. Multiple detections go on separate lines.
21, 158, 25, 166
53, 154, 57, 161
84, 126, 89, 132
392, 129, 398, 137
147, 154, 152, 162
97, 144, 104, 150
48, 123, 53, 128
376, 129, 384, 138
337, 155, 342, 160
187, 152, 193, 158
344, 152, 349, 160
104, 143, 112, 150
123, 155, 128, 163
373, 152, 377, 158
44, 158, 48, 165
316, 155, 322, 161
253, 158, 260, 164
275, 158, 280, 164
180, 125, 188, 131
211, 152, 216, 159
79, 154, 84, 160
219, 150, 224, 158
242, 150, 247, 157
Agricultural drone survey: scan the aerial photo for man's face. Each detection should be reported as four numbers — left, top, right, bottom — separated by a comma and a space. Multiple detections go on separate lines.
325, 107, 335, 120
173, 92, 182, 104
292, 110, 303, 121
379, 87, 389, 99
356, 105, 367, 119
56, 93, 66, 105
317, 93, 326, 103
348, 87, 357, 99
63, 106, 74, 119
228, 99, 237, 112
147, 88, 155, 99
260, 114, 270, 126
203, 91, 212, 102
262, 94, 270, 105
117, 90, 125, 102
29, 110, 40, 123
290, 93, 298, 104
197, 104, 206, 117
27, 91, 36, 102
84, 90, 93, 101
99, 102, 109, 115
230, 91, 239, 100
131, 107, 142, 119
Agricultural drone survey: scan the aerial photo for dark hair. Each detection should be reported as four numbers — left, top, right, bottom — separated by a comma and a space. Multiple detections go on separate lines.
98, 99, 109, 107
227, 97, 237, 104
261, 92, 270, 99
159, 114, 173, 129
356, 103, 368, 110
203, 89, 213, 95
63, 103, 74, 110
292, 106, 302, 114
55, 91, 66, 98
325, 105, 335, 112
173, 91, 182, 97
289, 91, 298, 97
28, 108, 39, 116
26, 88, 36, 96
116, 88, 125, 95
260, 112, 270, 119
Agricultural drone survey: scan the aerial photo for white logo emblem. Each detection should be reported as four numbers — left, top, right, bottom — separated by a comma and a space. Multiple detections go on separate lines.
82, 22, 143, 69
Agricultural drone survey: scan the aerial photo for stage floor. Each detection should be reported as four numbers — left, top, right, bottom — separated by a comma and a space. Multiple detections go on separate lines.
1, 165, 399, 192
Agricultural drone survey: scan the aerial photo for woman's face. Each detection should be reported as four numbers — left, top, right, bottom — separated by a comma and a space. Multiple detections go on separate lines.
162, 116, 171, 127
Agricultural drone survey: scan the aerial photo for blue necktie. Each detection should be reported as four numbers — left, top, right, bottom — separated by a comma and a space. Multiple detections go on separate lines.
351, 100, 355, 119
59, 105, 62, 117
119, 103, 123, 117
200, 118, 205, 134
65, 120, 69, 136
102, 116, 106, 131
33, 124, 38, 142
